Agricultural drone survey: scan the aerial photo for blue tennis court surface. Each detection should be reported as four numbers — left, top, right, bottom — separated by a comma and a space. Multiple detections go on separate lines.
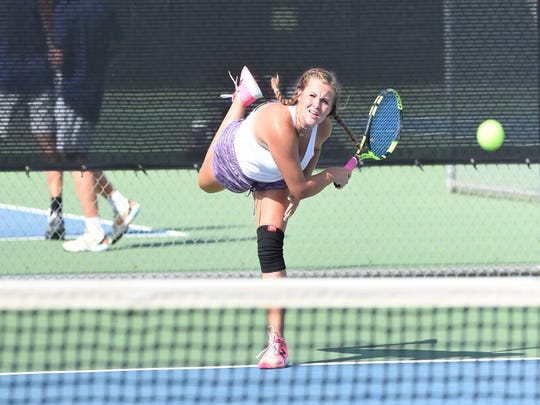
1, 359, 539, 405
0, 204, 186, 240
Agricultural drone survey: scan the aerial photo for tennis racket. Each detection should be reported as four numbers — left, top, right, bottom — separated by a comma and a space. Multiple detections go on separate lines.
343, 88, 402, 171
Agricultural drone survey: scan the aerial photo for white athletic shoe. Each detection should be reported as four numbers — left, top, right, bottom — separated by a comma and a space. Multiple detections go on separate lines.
63, 228, 110, 252
110, 200, 141, 244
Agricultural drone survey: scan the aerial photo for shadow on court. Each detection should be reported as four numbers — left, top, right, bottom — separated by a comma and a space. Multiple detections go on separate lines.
311, 339, 532, 363
112, 235, 256, 251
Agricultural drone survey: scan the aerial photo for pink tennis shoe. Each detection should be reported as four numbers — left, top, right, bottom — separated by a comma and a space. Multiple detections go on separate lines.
257, 326, 290, 369
221, 66, 263, 107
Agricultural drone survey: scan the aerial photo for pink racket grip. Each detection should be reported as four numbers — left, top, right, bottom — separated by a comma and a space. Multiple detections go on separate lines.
344, 156, 359, 171
334, 156, 358, 188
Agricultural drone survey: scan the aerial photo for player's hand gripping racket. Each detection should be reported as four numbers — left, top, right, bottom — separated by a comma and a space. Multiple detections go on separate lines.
336, 89, 402, 187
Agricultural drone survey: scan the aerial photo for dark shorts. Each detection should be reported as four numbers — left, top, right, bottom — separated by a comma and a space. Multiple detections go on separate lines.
213, 120, 287, 193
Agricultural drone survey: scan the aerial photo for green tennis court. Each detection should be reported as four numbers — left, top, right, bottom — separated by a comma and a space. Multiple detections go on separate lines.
0, 165, 538, 276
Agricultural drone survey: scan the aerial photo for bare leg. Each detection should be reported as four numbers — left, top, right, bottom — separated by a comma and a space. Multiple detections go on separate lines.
255, 189, 290, 337
198, 97, 246, 192
262, 270, 287, 336
71, 170, 99, 218
62, 171, 110, 252
92, 170, 114, 199
40, 129, 63, 200
46, 170, 63, 199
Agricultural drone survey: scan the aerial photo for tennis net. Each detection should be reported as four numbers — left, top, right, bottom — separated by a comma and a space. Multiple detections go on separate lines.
1, 277, 540, 404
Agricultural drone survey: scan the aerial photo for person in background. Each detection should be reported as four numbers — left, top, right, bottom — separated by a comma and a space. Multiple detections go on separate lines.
51, 0, 140, 252
0, 0, 66, 239
198, 66, 353, 368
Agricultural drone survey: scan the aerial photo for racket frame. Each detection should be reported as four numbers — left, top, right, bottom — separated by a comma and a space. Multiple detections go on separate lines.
346, 88, 402, 170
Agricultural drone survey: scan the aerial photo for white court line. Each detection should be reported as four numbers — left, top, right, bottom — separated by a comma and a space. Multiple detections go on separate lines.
0, 203, 188, 241
2, 356, 540, 377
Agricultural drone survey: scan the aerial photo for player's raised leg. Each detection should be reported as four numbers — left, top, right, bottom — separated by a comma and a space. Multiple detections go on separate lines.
198, 66, 262, 193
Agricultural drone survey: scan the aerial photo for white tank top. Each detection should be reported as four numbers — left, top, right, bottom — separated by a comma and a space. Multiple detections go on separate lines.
234, 105, 318, 182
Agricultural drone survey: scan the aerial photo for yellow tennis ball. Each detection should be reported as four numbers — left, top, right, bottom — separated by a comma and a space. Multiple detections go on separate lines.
476, 119, 504, 151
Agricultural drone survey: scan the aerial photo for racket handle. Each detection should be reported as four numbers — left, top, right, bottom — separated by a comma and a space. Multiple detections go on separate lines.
334, 156, 358, 188
344, 156, 359, 171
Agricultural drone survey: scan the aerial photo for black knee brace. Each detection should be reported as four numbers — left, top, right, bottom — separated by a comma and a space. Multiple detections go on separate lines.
257, 225, 286, 273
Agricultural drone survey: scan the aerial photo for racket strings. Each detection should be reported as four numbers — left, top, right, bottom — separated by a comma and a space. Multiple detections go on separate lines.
370, 96, 401, 157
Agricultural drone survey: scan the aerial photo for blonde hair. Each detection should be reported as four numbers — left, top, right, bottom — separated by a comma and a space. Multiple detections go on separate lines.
271, 68, 359, 147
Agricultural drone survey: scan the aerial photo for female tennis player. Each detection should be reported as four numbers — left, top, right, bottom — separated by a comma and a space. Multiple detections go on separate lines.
198, 66, 353, 368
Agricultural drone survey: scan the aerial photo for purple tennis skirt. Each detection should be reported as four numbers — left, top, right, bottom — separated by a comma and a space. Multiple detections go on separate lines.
212, 120, 287, 193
